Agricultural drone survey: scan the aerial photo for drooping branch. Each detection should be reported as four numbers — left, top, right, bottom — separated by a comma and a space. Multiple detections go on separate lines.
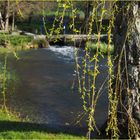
113, 1, 140, 138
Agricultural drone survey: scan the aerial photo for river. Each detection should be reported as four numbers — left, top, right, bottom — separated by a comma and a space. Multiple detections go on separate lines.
5, 46, 108, 134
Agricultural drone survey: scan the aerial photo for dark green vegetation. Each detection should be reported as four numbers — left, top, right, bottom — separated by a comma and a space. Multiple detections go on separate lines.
0, 110, 85, 139
16, 19, 109, 35
0, 33, 32, 47
16, 10, 85, 34
86, 41, 114, 54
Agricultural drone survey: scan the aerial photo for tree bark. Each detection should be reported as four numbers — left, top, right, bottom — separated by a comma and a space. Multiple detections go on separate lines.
4, 0, 9, 31
0, 12, 4, 30
12, 11, 15, 31
113, 1, 140, 138
85, 2, 91, 34
80, 1, 92, 34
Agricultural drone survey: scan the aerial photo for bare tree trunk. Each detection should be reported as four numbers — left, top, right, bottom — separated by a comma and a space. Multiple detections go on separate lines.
113, 1, 140, 138
0, 12, 4, 30
12, 11, 15, 31
4, 0, 9, 31
80, 1, 92, 34
84, 2, 91, 34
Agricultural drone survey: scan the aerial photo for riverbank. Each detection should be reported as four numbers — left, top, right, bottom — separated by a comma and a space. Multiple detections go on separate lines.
0, 42, 86, 139
0, 32, 49, 54
0, 47, 108, 138
0, 109, 85, 139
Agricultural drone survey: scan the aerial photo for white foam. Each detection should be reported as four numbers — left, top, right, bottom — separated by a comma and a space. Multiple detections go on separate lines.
46, 46, 78, 62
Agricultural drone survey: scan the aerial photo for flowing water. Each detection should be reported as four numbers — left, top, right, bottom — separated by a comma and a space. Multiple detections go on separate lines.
6, 46, 108, 132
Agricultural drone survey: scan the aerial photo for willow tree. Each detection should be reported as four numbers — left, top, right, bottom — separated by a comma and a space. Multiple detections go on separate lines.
110, 1, 140, 138
18, 0, 139, 139
67, 1, 140, 139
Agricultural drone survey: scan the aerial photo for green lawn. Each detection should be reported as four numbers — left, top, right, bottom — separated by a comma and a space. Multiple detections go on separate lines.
0, 109, 86, 139
0, 131, 84, 139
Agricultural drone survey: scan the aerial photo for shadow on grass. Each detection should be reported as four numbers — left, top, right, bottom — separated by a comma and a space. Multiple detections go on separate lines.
0, 120, 87, 137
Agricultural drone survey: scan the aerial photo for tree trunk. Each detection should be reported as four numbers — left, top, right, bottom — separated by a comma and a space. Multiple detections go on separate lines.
12, 11, 15, 31
0, 0, 10, 31
0, 12, 4, 30
84, 2, 91, 34
80, 2, 92, 34
113, 1, 140, 138
4, 0, 9, 31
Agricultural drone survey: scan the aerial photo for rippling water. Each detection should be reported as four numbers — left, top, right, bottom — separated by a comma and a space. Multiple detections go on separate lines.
6, 46, 108, 131
47, 46, 77, 62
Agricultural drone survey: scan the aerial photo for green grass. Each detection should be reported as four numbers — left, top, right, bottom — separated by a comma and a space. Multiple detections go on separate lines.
86, 41, 114, 54
0, 34, 33, 47
0, 45, 31, 55
0, 33, 36, 54
0, 109, 19, 121
0, 131, 85, 139
0, 109, 85, 139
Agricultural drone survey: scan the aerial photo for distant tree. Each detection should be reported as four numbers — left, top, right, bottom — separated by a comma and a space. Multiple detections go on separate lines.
0, 0, 10, 31
0, 1, 57, 31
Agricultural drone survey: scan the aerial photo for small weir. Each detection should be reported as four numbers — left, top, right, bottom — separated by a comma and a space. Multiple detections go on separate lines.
21, 31, 110, 47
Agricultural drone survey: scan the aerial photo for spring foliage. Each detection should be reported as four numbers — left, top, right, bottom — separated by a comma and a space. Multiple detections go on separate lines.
0, 1, 139, 139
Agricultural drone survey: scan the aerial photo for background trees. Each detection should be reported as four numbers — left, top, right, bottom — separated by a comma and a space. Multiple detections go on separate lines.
0, 0, 10, 31
0, 1, 57, 31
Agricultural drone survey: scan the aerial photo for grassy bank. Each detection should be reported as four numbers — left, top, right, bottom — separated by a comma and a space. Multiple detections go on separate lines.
86, 41, 114, 54
0, 33, 33, 54
0, 109, 86, 139
0, 33, 49, 54
0, 33, 32, 47
0, 35, 86, 139
0, 62, 86, 139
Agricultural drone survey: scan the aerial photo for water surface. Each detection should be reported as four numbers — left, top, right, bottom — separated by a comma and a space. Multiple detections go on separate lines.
7, 46, 108, 131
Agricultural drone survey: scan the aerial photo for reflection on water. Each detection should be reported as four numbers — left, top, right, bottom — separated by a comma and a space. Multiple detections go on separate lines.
6, 46, 108, 130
